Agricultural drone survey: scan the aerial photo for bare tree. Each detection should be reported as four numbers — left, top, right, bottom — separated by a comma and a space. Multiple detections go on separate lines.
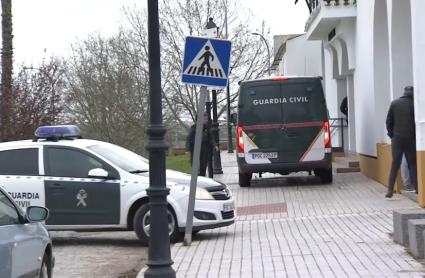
124, 0, 271, 126
1, 0, 13, 141
10, 59, 67, 140
65, 33, 151, 154
64, 1, 271, 151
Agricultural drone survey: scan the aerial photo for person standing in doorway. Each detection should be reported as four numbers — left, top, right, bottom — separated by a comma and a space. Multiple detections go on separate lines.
340, 96, 348, 123
385, 86, 417, 198
186, 113, 216, 177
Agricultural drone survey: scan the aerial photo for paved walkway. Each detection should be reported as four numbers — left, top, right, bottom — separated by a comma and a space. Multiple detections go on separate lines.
141, 152, 425, 278
52, 231, 146, 278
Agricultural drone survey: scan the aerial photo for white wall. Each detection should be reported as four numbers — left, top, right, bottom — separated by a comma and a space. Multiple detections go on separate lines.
324, 49, 338, 119
373, 0, 391, 144
411, 0, 425, 151
354, 0, 377, 156
283, 34, 323, 77
389, 0, 413, 100
336, 19, 356, 72
300, 0, 422, 156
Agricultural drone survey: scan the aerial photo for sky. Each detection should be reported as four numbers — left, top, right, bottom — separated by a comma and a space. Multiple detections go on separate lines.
10, 0, 309, 66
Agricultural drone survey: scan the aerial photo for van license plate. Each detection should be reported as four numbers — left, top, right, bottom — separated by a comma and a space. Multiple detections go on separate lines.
251, 152, 278, 159
223, 202, 234, 212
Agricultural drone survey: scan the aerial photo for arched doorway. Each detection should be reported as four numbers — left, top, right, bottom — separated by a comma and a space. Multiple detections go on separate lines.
329, 40, 354, 152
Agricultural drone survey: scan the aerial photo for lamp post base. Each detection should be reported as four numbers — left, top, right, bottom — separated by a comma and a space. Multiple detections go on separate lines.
144, 265, 176, 278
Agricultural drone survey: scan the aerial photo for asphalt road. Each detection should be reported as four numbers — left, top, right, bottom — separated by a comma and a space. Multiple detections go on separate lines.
51, 231, 147, 278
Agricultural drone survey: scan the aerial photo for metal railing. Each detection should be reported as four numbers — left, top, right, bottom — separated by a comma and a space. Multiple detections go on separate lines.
329, 117, 347, 151
309, 0, 357, 13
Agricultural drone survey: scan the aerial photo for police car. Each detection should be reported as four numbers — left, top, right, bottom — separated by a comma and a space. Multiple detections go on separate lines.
0, 125, 235, 245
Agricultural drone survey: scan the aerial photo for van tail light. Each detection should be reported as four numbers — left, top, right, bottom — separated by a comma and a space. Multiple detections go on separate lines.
323, 121, 331, 148
237, 126, 244, 153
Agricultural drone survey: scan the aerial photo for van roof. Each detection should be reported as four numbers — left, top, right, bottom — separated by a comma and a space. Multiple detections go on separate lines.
240, 76, 323, 85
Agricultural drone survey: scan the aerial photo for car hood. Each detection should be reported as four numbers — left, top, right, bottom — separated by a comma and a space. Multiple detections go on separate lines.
165, 169, 224, 190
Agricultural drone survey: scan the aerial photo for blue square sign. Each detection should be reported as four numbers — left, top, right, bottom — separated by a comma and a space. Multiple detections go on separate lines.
181, 36, 232, 88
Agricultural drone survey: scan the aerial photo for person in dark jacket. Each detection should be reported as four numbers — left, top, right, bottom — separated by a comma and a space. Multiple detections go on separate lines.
385, 86, 417, 198
186, 113, 215, 177
340, 96, 348, 120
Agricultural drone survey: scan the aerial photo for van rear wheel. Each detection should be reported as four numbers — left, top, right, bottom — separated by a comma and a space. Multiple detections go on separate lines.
317, 168, 333, 184
239, 172, 252, 187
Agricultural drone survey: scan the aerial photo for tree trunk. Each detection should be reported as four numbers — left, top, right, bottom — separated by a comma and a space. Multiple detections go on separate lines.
1, 0, 13, 141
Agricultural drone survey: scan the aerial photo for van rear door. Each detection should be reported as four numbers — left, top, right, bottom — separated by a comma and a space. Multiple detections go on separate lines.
280, 78, 328, 162
238, 78, 329, 165
238, 81, 284, 164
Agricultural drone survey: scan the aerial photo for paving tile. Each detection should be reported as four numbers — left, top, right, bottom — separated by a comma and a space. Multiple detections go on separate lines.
156, 152, 425, 278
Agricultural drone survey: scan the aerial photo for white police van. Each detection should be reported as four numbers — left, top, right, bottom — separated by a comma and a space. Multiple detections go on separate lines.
0, 125, 235, 245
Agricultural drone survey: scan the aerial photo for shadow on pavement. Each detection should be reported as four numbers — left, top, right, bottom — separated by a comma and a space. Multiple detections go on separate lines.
250, 175, 327, 188
177, 230, 230, 243
52, 232, 229, 247
52, 234, 144, 247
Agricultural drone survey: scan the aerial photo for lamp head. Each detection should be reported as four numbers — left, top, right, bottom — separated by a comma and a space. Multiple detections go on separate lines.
206, 17, 217, 29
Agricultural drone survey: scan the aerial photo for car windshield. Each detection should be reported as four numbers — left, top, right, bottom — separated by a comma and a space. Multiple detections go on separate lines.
87, 143, 149, 173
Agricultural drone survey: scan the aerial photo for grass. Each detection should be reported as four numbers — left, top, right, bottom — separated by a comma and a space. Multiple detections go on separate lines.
166, 153, 191, 174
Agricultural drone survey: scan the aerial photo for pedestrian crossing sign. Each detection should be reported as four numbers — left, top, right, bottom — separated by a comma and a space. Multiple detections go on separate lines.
181, 36, 232, 88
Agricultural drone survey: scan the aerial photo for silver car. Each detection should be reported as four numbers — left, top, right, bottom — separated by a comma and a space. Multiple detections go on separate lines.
0, 187, 54, 278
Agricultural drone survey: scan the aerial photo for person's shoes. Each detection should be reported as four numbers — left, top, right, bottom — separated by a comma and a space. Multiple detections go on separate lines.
404, 188, 416, 193
385, 192, 393, 198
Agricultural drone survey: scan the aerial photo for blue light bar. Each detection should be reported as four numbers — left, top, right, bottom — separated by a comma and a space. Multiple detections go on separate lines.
35, 125, 81, 139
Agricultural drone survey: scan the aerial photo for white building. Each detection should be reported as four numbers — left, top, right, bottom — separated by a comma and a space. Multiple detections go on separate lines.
273, 33, 345, 151
291, 0, 425, 205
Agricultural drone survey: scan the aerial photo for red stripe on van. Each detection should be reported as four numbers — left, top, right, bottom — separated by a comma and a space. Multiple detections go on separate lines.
241, 121, 323, 131
282, 122, 323, 128
242, 124, 282, 131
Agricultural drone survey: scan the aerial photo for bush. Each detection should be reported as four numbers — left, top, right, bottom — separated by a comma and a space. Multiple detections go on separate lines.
166, 154, 191, 174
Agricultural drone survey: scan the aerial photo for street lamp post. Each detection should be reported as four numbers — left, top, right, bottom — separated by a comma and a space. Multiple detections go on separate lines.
205, 18, 223, 174
211, 88, 223, 173
251, 32, 271, 76
144, 0, 175, 277
224, 1, 234, 153
205, 96, 213, 178
226, 82, 233, 153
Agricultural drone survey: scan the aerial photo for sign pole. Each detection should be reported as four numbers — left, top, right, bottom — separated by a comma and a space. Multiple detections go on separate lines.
184, 85, 208, 246
180, 34, 232, 246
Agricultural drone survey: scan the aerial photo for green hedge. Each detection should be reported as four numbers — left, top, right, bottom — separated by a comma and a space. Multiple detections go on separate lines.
166, 154, 191, 174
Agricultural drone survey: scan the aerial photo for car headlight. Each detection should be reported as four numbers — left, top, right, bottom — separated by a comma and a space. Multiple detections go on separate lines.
195, 187, 214, 200
175, 185, 214, 200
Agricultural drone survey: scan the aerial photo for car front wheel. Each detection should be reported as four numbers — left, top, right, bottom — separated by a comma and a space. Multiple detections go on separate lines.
39, 253, 52, 278
133, 203, 179, 246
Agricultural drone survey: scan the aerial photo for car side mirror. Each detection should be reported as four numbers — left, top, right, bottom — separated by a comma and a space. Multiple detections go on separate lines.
27, 206, 49, 222
88, 168, 109, 179
230, 113, 238, 125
